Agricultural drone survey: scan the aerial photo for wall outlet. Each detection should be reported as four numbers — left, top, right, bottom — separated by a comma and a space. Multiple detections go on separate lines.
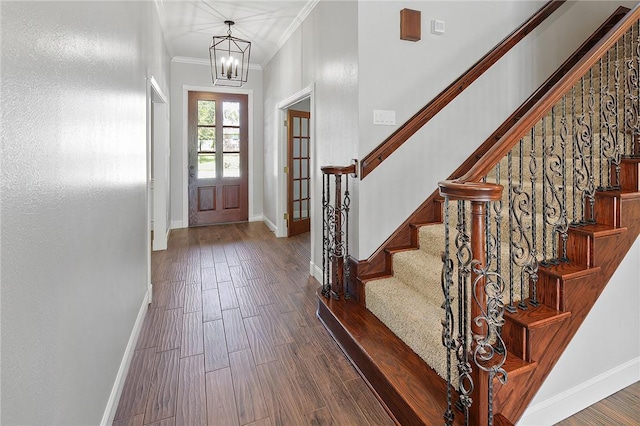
373, 109, 396, 126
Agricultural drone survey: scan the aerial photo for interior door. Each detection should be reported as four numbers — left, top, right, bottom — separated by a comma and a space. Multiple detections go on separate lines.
188, 91, 248, 226
287, 109, 311, 236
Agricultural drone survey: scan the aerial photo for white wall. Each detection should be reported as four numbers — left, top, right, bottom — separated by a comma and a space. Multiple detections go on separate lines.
169, 61, 264, 227
0, 1, 171, 424
357, 0, 638, 259
262, 0, 359, 271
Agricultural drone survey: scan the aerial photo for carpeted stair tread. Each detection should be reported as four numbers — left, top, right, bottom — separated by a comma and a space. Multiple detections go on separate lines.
365, 276, 454, 382
392, 249, 453, 306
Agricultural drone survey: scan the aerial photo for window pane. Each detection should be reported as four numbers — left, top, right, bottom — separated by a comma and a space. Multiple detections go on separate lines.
293, 179, 300, 200
198, 154, 216, 178
223, 102, 240, 126
301, 159, 308, 179
301, 199, 309, 219
293, 201, 300, 219
301, 139, 308, 157
293, 117, 300, 135
301, 180, 308, 199
198, 128, 215, 152
223, 153, 240, 177
293, 159, 300, 179
223, 127, 240, 151
198, 100, 215, 125
293, 138, 300, 157
302, 118, 308, 137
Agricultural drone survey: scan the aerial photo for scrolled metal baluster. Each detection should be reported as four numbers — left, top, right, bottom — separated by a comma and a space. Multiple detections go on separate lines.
559, 97, 570, 262
529, 126, 539, 307
613, 39, 622, 187
587, 69, 596, 224
322, 174, 331, 297
626, 24, 640, 160
441, 198, 455, 425
343, 175, 351, 298
455, 201, 473, 424
511, 138, 532, 311
506, 152, 516, 313
542, 107, 563, 266
471, 259, 508, 426
602, 49, 619, 190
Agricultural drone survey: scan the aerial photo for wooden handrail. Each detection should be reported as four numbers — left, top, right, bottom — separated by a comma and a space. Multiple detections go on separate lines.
359, 0, 566, 179
456, 3, 640, 185
438, 181, 503, 202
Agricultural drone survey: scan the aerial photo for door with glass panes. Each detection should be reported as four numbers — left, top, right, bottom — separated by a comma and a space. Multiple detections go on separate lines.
188, 91, 248, 225
287, 109, 311, 236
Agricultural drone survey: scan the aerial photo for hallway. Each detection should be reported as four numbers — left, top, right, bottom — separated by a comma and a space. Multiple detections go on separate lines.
113, 222, 394, 425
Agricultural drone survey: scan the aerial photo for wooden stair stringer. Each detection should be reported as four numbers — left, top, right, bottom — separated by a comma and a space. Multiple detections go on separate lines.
493, 194, 640, 423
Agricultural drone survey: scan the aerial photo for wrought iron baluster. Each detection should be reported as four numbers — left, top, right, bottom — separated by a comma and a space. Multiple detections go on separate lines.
542, 115, 548, 262
512, 138, 531, 311
506, 151, 516, 313
559, 96, 569, 262
588, 68, 596, 224
441, 198, 455, 425
602, 48, 619, 191
529, 125, 539, 307
455, 200, 472, 424
600, 57, 605, 189
322, 174, 331, 296
626, 23, 639, 160
614, 39, 622, 188
572, 84, 578, 224
344, 175, 351, 297
471, 244, 507, 426
541, 107, 561, 266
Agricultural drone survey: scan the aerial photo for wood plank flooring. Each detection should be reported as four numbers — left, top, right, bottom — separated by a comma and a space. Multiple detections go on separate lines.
113, 222, 394, 426
114, 222, 639, 425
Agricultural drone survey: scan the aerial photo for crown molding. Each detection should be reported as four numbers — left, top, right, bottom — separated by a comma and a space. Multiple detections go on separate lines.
172, 56, 262, 71
262, 0, 320, 68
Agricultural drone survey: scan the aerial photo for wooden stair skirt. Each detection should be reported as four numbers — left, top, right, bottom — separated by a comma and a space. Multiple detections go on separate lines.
317, 163, 640, 425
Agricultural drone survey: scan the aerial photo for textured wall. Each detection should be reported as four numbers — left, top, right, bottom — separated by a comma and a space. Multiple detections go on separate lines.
1, 1, 170, 424
262, 0, 359, 266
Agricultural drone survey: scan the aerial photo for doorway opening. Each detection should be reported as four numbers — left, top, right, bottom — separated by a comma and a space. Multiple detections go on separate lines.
147, 75, 169, 303
286, 99, 311, 237
276, 84, 317, 279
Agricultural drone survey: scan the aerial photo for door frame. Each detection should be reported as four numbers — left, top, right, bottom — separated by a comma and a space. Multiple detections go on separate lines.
182, 85, 254, 227
276, 84, 316, 277
147, 74, 169, 304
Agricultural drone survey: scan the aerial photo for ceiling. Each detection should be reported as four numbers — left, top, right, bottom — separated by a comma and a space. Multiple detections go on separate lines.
155, 0, 318, 68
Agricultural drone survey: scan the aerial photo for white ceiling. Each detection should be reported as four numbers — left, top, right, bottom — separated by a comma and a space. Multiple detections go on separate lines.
155, 0, 318, 68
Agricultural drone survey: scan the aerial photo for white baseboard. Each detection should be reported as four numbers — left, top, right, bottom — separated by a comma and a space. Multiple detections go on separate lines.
263, 216, 277, 233
518, 357, 640, 425
310, 261, 323, 283
100, 291, 150, 426
170, 220, 184, 229
249, 213, 263, 222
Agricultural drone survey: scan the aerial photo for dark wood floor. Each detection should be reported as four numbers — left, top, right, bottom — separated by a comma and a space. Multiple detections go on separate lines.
113, 222, 395, 426
114, 221, 639, 426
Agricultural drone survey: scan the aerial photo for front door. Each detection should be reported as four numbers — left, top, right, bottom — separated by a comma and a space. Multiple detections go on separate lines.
188, 91, 248, 226
287, 109, 311, 236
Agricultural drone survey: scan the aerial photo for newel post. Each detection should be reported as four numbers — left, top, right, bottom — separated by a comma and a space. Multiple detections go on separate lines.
321, 162, 357, 300
439, 180, 503, 426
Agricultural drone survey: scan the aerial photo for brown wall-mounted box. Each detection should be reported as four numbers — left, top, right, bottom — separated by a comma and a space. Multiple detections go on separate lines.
400, 8, 421, 42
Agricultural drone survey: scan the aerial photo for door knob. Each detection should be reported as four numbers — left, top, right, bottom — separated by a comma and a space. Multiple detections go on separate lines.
189, 173, 195, 178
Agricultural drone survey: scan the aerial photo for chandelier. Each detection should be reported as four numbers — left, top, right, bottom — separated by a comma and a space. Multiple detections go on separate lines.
209, 20, 251, 87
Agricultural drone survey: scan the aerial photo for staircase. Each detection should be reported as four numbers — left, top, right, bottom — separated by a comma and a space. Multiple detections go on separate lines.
317, 4, 640, 426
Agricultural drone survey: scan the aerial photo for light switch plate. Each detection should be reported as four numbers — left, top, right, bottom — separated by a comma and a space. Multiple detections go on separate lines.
373, 109, 396, 126
432, 19, 445, 35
